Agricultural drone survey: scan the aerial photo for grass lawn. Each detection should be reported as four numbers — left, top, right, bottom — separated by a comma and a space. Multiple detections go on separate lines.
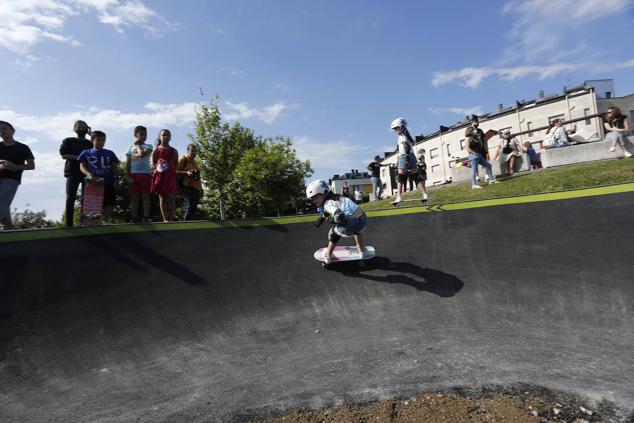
361, 158, 634, 211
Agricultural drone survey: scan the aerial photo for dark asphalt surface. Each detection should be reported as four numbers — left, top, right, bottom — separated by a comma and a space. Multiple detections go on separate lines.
1, 193, 633, 422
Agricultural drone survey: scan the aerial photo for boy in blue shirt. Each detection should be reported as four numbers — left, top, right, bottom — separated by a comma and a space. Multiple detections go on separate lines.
78, 131, 120, 223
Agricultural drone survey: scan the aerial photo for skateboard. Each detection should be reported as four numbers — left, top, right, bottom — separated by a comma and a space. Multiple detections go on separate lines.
314, 246, 375, 267
391, 198, 428, 208
81, 178, 105, 226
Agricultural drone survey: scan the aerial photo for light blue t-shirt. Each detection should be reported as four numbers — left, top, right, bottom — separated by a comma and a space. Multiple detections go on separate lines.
126, 143, 153, 174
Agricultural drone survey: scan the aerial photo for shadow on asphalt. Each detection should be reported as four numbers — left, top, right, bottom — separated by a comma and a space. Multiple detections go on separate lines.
334, 256, 465, 297
79, 233, 206, 285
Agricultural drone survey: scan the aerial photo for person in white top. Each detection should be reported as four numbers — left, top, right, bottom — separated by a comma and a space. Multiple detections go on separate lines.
493, 129, 523, 176
551, 119, 570, 148
390, 118, 426, 204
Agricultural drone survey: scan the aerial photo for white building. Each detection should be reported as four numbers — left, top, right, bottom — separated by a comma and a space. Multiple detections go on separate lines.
381, 84, 606, 193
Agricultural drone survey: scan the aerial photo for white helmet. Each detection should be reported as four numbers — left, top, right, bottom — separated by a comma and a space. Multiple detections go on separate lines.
390, 117, 407, 130
306, 179, 330, 199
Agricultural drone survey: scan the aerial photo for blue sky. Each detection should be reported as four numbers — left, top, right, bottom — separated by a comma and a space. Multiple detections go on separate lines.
1, 0, 633, 220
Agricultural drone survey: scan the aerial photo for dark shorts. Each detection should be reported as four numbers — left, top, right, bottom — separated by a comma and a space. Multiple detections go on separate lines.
103, 184, 116, 207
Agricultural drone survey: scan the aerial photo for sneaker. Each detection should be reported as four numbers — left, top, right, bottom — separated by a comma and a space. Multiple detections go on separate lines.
142, 217, 152, 224
127, 218, 139, 224
323, 252, 332, 265
394, 195, 402, 203
625, 151, 633, 158
484, 174, 490, 181
475, 176, 480, 182
609, 146, 616, 152
472, 185, 483, 189
489, 178, 499, 184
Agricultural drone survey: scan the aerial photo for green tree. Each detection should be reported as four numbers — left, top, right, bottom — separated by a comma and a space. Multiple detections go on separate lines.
11, 207, 57, 229
188, 97, 260, 219
233, 137, 313, 217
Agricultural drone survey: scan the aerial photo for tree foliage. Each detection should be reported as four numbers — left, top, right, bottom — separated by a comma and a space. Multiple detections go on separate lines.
233, 137, 312, 217
188, 97, 259, 219
11, 207, 57, 229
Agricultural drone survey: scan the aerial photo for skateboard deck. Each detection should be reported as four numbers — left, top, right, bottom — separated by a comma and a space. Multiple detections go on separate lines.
314, 246, 375, 263
391, 198, 428, 207
81, 179, 105, 226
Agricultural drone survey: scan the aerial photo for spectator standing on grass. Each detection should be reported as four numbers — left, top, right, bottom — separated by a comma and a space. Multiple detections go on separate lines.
78, 131, 119, 224
0, 121, 35, 230
354, 188, 363, 204
151, 129, 179, 222
390, 117, 425, 203
125, 126, 153, 223
60, 120, 93, 227
466, 126, 496, 189
415, 147, 429, 202
551, 119, 571, 148
523, 142, 542, 170
493, 129, 523, 176
605, 107, 632, 158
469, 116, 490, 181
176, 144, 203, 221
342, 181, 350, 198
367, 155, 385, 200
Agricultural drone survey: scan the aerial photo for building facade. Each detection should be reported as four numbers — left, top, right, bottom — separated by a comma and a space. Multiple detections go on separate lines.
381, 85, 606, 193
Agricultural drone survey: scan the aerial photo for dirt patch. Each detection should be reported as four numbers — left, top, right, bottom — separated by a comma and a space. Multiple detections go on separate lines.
250, 388, 625, 423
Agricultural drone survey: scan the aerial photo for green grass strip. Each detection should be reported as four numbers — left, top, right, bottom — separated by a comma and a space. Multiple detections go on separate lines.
1, 182, 633, 244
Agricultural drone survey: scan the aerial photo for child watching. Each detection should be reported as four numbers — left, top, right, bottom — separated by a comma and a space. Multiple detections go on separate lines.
523, 142, 542, 170
126, 126, 153, 223
78, 131, 120, 223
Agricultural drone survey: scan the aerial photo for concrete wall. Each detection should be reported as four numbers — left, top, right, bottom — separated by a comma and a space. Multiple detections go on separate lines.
541, 137, 634, 168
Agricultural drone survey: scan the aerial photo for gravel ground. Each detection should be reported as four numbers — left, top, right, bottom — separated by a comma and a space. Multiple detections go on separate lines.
250, 386, 631, 423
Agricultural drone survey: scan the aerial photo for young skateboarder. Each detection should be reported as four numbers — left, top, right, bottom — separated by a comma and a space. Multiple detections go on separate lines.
306, 179, 369, 265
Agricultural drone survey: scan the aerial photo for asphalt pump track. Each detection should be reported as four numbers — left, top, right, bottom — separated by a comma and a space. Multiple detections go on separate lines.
1, 191, 633, 422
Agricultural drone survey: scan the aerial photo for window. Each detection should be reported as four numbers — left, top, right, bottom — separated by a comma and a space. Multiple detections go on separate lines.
460, 139, 465, 150
446, 144, 451, 156
430, 148, 439, 159
606, 91, 612, 99
431, 164, 440, 173
584, 108, 591, 125
527, 121, 533, 137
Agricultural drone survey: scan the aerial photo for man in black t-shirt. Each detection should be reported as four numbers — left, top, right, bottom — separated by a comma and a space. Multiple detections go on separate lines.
366, 155, 385, 200
0, 121, 35, 229
59, 120, 93, 226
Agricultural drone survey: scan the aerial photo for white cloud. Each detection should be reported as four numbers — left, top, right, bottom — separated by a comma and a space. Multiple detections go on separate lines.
432, 0, 634, 88
0, 0, 176, 56
432, 60, 634, 88
0, 102, 199, 142
0, 99, 292, 144
292, 135, 379, 179
220, 67, 246, 77
428, 106, 484, 117
224, 101, 291, 125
